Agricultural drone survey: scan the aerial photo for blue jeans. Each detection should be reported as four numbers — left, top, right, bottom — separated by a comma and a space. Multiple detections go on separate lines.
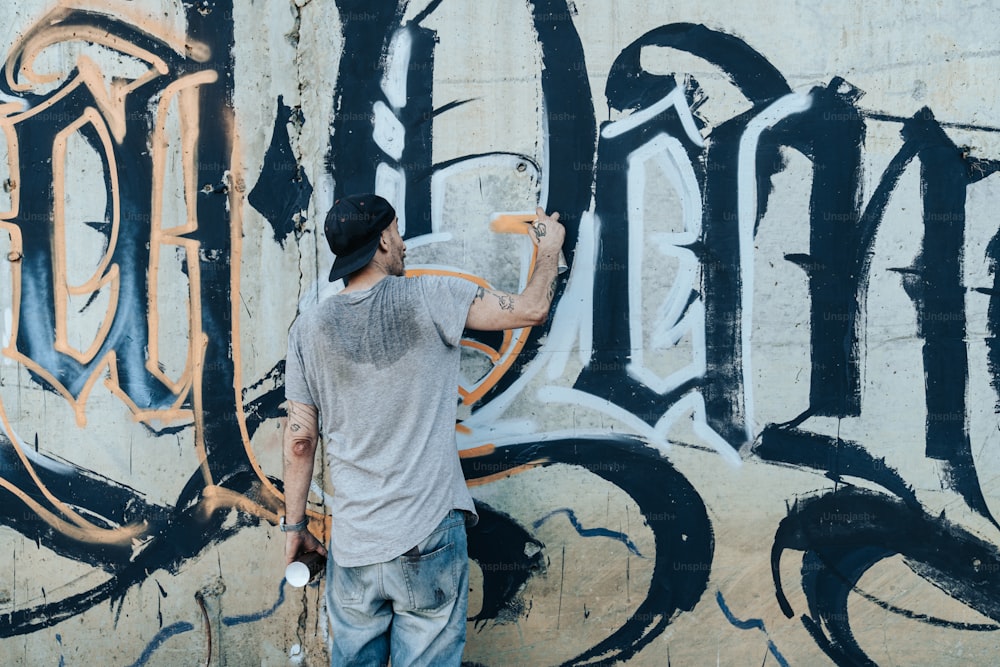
326, 510, 468, 667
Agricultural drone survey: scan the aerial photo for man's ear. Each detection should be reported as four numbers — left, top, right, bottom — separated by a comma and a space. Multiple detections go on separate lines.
377, 229, 390, 252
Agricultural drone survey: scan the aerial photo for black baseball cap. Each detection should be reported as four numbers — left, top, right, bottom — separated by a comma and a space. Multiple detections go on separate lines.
324, 194, 396, 282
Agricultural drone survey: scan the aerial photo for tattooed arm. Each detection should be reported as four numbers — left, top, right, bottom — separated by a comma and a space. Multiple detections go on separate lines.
465, 207, 565, 331
281, 399, 327, 563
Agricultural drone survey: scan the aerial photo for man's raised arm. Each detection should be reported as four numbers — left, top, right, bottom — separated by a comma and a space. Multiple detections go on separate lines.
465, 207, 566, 331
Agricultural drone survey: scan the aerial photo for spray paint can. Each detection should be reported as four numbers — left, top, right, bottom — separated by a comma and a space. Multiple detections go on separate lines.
556, 250, 568, 274
285, 551, 326, 587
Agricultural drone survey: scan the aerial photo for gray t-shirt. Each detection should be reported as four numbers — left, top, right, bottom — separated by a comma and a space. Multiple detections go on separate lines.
284, 274, 479, 567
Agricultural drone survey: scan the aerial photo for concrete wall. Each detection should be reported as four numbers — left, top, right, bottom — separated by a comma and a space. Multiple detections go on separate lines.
1, 1, 999, 665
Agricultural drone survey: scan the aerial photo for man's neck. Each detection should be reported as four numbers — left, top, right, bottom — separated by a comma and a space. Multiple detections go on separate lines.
340, 268, 388, 294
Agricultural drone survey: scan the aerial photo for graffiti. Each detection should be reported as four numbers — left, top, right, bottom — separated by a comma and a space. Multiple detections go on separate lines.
1, 1, 999, 666
249, 96, 313, 248
716, 591, 790, 667
321, 1, 713, 664
577, 21, 1000, 664
0, 0, 291, 643
771, 488, 1000, 664
318, 5, 1000, 665
462, 437, 712, 665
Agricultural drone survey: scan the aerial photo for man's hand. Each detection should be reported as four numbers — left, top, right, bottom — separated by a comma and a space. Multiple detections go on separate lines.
528, 206, 566, 258
285, 529, 328, 565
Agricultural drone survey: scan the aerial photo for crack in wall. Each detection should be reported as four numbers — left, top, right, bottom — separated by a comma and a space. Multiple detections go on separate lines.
286, 0, 311, 304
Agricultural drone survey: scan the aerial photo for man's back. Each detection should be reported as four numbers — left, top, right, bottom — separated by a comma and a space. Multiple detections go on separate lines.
280, 195, 564, 666
285, 274, 478, 566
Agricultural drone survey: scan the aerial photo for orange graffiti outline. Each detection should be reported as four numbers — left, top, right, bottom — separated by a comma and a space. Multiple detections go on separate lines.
225, 122, 320, 528
0, 102, 23, 221
464, 462, 548, 488
146, 71, 218, 400
405, 267, 519, 405
51, 106, 121, 364
458, 446, 550, 488
0, 395, 146, 541
458, 443, 495, 457
404, 213, 543, 406
0, 475, 145, 545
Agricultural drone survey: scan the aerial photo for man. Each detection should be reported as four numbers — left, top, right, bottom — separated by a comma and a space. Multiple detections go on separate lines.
281, 193, 565, 666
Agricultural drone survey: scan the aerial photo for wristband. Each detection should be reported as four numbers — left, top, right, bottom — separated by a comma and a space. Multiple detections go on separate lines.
280, 515, 308, 532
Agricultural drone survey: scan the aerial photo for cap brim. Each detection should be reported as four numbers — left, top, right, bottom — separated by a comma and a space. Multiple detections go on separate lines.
329, 234, 381, 282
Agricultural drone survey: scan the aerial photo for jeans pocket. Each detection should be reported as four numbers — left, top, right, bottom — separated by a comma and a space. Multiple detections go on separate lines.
399, 542, 458, 612
332, 562, 365, 604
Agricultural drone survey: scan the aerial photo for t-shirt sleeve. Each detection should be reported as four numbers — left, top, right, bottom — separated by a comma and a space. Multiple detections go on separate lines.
421, 275, 479, 347
284, 323, 316, 405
